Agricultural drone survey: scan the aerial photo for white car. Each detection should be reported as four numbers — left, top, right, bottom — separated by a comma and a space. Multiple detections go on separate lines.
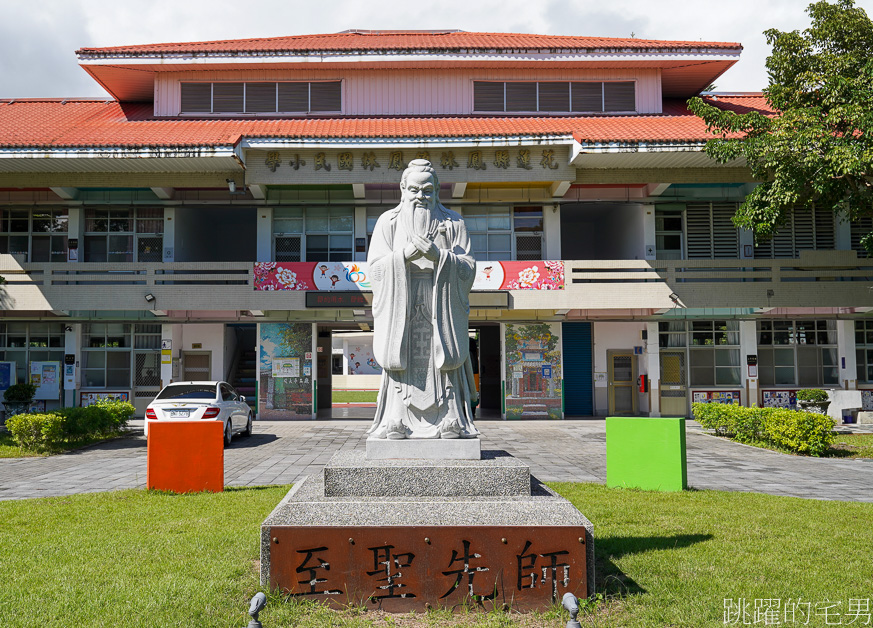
145, 381, 253, 446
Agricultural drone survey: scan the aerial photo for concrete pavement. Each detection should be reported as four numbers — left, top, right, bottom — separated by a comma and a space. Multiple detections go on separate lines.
1, 419, 871, 502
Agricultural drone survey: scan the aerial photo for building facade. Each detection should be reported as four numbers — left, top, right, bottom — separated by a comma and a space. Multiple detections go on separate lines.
2, 30, 872, 419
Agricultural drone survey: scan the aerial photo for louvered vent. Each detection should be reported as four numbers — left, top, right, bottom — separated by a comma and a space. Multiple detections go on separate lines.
212, 83, 244, 113
851, 216, 873, 257
686, 203, 739, 259
755, 205, 834, 258
473, 82, 504, 112
538, 82, 569, 111
245, 83, 277, 113
603, 82, 636, 111
278, 83, 309, 112
310, 81, 342, 112
571, 83, 603, 112
506, 82, 537, 112
180, 83, 211, 113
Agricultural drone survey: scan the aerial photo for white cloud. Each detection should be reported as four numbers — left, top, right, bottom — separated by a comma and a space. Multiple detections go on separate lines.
1, 0, 872, 97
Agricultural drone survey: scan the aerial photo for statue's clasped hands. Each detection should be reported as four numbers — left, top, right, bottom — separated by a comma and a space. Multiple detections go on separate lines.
404, 233, 440, 262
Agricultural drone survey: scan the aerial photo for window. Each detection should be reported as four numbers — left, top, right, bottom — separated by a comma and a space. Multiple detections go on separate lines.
851, 216, 873, 258
180, 81, 342, 114
0, 323, 65, 384
655, 210, 683, 260
659, 321, 741, 386
272, 207, 353, 262
473, 81, 635, 113
754, 205, 835, 258
757, 320, 838, 386
855, 320, 873, 383
83, 208, 163, 262
0, 208, 68, 262
685, 203, 740, 259
464, 207, 512, 261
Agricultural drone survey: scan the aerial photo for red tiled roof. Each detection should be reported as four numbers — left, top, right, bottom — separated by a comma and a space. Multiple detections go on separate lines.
77, 31, 741, 56
0, 96, 773, 149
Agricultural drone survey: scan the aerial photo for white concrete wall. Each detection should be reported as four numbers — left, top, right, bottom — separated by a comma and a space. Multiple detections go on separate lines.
592, 321, 648, 415
180, 324, 226, 381
155, 68, 663, 116
332, 374, 381, 390
223, 326, 238, 381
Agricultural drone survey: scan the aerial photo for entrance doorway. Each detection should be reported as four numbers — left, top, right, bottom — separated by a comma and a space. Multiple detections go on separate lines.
607, 350, 637, 415
659, 351, 688, 416
181, 351, 211, 381
562, 322, 593, 416
471, 325, 501, 417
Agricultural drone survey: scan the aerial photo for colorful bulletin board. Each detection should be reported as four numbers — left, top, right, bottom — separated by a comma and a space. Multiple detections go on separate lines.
0, 361, 16, 392
30, 361, 60, 401
861, 390, 873, 411
259, 323, 314, 419
504, 322, 563, 420
691, 391, 741, 405
80, 391, 130, 407
761, 390, 798, 410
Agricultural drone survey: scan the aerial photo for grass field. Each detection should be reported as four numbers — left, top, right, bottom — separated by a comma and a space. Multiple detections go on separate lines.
829, 433, 873, 458
1, 483, 872, 627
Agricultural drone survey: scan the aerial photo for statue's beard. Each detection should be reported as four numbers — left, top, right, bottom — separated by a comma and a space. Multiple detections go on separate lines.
413, 204, 431, 236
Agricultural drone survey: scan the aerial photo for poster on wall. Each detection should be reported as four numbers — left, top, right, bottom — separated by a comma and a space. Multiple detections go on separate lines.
80, 392, 130, 407
0, 361, 16, 392
503, 322, 563, 420
30, 362, 60, 401
259, 323, 314, 419
762, 390, 798, 410
346, 340, 382, 375
693, 391, 741, 405
862, 390, 873, 412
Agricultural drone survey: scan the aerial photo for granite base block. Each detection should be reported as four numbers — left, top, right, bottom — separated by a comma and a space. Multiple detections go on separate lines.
324, 449, 531, 497
366, 437, 481, 460
260, 474, 595, 611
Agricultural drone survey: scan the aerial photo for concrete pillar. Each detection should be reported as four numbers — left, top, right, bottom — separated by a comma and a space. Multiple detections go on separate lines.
739, 320, 758, 406
837, 319, 857, 389
354, 206, 367, 261
256, 207, 273, 262
162, 207, 175, 262
835, 210, 852, 251
543, 204, 561, 260
342, 338, 349, 375
63, 324, 78, 407
643, 205, 656, 260
160, 324, 182, 387
67, 207, 82, 263
646, 321, 660, 416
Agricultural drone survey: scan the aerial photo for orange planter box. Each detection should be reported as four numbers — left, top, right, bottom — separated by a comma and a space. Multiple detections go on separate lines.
147, 421, 224, 493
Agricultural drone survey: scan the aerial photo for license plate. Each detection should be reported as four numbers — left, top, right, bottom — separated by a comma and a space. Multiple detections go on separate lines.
169, 410, 189, 418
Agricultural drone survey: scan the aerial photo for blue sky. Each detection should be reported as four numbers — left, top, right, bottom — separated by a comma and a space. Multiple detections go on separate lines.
2, 0, 871, 98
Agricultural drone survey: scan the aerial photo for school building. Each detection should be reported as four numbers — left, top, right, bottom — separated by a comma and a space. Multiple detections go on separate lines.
2, 30, 872, 420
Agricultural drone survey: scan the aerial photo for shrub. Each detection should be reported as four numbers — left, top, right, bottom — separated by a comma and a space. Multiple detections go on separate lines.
6, 412, 65, 452
95, 400, 135, 431
763, 408, 835, 456
3, 383, 37, 403
796, 389, 829, 403
60, 406, 109, 441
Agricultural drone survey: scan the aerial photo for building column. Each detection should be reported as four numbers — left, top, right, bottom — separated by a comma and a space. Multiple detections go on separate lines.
643, 205, 656, 260
163, 207, 175, 262
835, 210, 852, 251
354, 206, 367, 261
837, 320, 857, 389
739, 228, 754, 259
256, 207, 273, 262
739, 320, 758, 406
646, 321, 660, 416
63, 324, 79, 407
543, 204, 561, 260
160, 324, 181, 388
67, 207, 82, 263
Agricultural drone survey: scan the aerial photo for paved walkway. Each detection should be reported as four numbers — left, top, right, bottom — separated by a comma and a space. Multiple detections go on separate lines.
1, 419, 871, 502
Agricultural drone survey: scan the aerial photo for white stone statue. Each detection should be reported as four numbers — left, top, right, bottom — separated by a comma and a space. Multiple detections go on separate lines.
366, 160, 480, 440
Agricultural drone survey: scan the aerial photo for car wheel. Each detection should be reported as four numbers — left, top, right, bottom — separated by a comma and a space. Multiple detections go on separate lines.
223, 421, 232, 448
243, 412, 253, 437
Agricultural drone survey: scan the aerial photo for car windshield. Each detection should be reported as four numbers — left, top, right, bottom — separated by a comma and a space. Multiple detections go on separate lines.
156, 385, 216, 400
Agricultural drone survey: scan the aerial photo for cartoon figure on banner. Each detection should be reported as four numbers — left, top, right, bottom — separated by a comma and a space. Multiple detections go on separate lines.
319, 264, 329, 277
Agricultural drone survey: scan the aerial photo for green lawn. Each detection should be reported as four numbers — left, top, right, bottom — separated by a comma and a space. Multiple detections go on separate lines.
333, 390, 378, 403
1, 484, 871, 627
829, 433, 873, 458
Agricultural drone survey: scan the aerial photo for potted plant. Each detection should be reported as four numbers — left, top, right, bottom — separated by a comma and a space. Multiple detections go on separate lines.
2, 383, 37, 424
796, 388, 830, 415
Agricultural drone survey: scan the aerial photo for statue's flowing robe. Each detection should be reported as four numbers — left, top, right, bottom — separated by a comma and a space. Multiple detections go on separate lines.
366, 202, 478, 438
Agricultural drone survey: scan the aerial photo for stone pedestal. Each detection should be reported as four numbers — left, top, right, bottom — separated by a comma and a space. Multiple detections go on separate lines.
261, 450, 594, 612
366, 437, 481, 460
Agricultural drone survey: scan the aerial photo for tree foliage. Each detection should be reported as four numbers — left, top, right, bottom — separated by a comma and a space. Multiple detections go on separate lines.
688, 0, 873, 247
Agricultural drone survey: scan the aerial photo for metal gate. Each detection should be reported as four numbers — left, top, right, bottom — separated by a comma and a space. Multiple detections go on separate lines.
562, 322, 593, 416
659, 351, 688, 416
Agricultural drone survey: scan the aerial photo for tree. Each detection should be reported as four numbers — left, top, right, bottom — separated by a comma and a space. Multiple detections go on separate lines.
688, 0, 873, 248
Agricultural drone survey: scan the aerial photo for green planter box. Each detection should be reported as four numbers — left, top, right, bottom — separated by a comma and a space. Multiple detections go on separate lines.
606, 417, 687, 492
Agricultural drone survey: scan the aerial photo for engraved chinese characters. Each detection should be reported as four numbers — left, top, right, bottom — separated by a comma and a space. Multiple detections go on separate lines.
366, 160, 479, 440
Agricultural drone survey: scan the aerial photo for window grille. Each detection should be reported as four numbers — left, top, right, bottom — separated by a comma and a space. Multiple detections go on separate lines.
272, 207, 353, 261
181, 81, 341, 114
856, 320, 873, 382
754, 205, 835, 258
0, 323, 65, 384
685, 203, 740, 259
473, 81, 635, 113
84, 208, 164, 263
757, 320, 838, 386
658, 321, 741, 387
0, 208, 68, 262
